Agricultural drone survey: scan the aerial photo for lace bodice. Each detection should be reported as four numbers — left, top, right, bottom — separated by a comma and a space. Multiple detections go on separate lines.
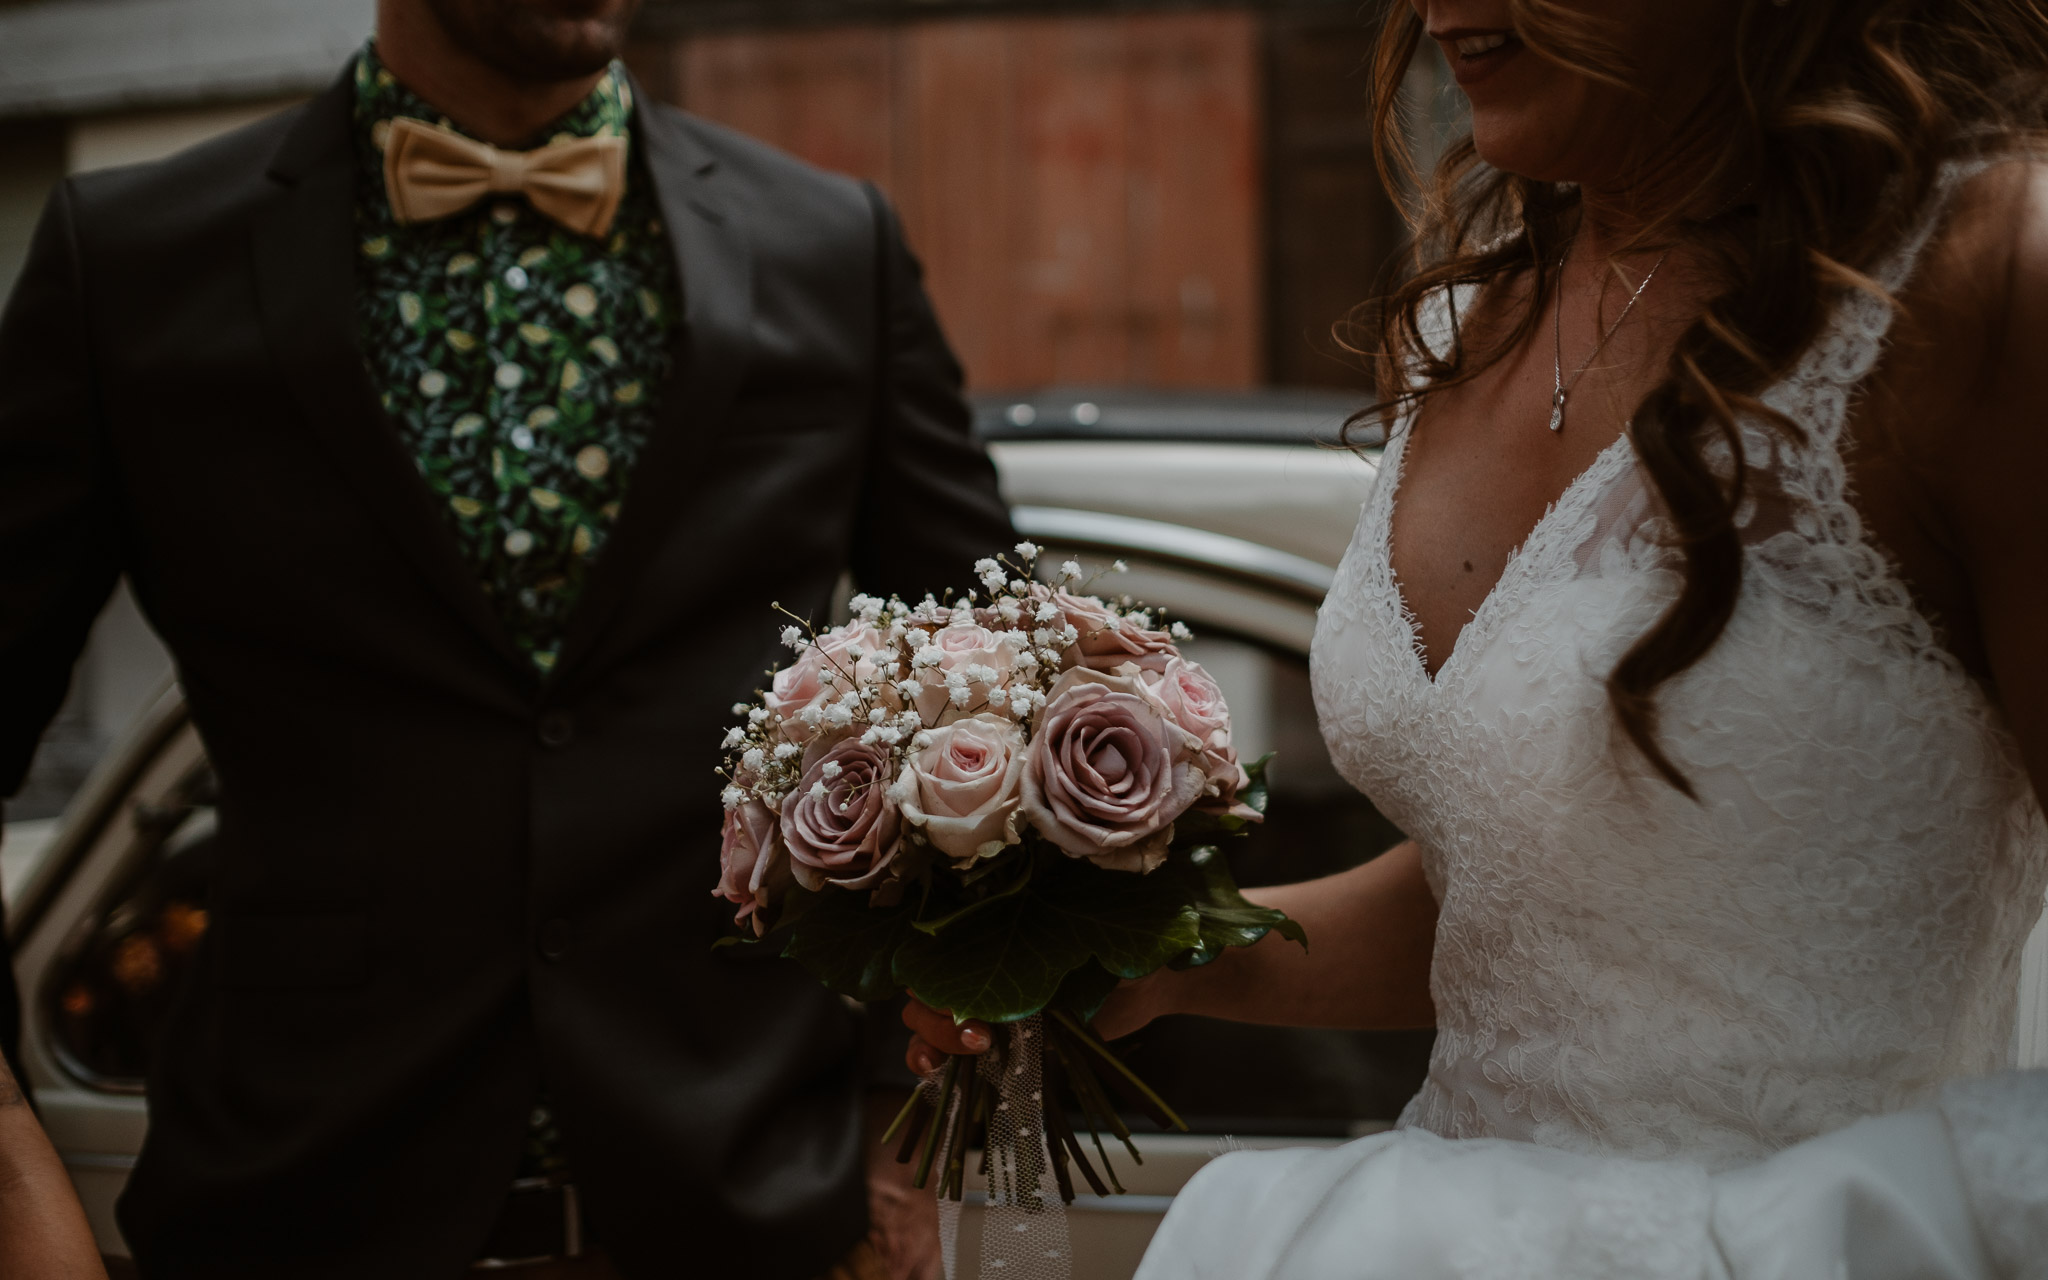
1310, 162, 2048, 1172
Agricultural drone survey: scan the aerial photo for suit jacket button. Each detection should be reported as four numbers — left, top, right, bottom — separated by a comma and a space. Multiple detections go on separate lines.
537, 710, 575, 748
538, 918, 572, 961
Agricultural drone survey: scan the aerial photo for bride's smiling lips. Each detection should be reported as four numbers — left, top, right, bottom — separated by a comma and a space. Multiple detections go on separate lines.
1433, 25, 1525, 88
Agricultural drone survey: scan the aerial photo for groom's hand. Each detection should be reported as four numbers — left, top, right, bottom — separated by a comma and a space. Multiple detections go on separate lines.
900, 998, 991, 1075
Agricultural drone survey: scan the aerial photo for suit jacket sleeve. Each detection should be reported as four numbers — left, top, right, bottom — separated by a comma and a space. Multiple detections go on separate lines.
0, 182, 124, 1069
848, 182, 1017, 602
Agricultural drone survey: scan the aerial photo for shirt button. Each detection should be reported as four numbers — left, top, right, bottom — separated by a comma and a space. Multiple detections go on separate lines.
505, 265, 529, 290
492, 202, 520, 224
538, 918, 572, 961
509, 426, 536, 451
537, 710, 575, 748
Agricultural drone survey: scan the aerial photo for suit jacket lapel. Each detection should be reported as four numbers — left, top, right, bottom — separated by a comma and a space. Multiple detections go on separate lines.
552, 83, 755, 686
250, 71, 536, 686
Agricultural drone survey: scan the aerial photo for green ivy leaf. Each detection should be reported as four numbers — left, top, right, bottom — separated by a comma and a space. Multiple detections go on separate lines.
782, 889, 915, 1003
1240, 752, 1275, 817
1033, 855, 1204, 980
1165, 844, 1307, 969
1049, 960, 1122, 1024
891, 889, 1088, 1023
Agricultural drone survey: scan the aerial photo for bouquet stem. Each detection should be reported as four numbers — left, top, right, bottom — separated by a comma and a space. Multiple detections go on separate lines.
895, 1013, 1188, 1204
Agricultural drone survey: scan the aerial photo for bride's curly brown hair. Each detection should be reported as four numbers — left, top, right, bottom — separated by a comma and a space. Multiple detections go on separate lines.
1356, 0, 2048, 795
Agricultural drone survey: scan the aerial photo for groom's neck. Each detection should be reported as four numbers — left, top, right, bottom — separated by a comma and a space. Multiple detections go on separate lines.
373, 1, 608, 148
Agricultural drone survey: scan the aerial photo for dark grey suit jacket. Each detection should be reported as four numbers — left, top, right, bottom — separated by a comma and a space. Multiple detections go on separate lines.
0, 65, 1013, 1279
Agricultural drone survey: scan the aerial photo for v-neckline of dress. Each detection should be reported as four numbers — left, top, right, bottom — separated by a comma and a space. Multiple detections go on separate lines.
1378, 419, 1637, 691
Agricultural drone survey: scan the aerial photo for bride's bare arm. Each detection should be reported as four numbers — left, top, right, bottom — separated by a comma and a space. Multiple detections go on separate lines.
904, 840, 1438, 1067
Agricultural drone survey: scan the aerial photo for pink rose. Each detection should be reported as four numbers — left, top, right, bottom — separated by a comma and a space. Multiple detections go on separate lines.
1148, 657, 1254, 813
890, 713, 1027, 862
765, 624, 894, 740
1054, 592, 1176, 673
911, 621, 1017, 725
1020, 666, 1207, 873
714, 798, 791, 935
784, 736, 903, 891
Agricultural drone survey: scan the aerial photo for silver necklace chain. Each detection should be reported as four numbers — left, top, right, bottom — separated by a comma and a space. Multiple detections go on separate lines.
1549, 245, 1672, 433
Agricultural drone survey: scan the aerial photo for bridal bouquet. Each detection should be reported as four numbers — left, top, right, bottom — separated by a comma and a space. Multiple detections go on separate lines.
712, 544, 1304, 1208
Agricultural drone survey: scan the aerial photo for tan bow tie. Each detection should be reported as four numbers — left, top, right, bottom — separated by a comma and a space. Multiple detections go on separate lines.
382, 116, 628, 238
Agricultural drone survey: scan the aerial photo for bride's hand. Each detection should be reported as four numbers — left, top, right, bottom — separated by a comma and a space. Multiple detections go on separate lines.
901, 971, 1184, 1074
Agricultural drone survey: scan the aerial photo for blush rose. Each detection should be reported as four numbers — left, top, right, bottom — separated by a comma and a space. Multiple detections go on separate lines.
1054, 592, 1175, 673
891, 713, 1028, 863
1148, 656, 1253, 812
784, 737, 903, 891
714, 797, 790, 935
1020, 666, 1206, 874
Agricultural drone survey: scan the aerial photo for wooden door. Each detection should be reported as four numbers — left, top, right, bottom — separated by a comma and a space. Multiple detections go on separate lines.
667, 10, 1264, 392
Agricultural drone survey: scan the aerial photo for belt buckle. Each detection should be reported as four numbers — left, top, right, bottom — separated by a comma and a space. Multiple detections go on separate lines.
472, 1176, 585, 1270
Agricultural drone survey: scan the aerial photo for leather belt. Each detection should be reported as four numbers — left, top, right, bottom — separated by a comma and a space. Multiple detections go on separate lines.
474, 1177, 593, 1268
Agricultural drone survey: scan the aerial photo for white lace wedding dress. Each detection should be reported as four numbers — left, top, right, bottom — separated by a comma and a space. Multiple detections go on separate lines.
1134, 160, 2048, 1279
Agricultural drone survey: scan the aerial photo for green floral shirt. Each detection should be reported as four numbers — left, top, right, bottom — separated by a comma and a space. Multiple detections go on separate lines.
352, 46, 682, 673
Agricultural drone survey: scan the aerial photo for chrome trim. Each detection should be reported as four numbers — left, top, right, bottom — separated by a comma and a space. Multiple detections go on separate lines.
1011, 506, 1335, 604
7, 676, 188, 943
960, 1190, 1177, 1215
61, 1150, 140, 1172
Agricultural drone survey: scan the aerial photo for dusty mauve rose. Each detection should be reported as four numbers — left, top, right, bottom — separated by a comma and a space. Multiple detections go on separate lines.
1148, 657, 1253, 810
1054, 592, 1175, 673
784, 737, 903, 890
912, 621, 1017, 725
714, 798, 790, 935
1020, 666, 1206, 873
890, 714, 1027, 862
765, 624, 893, 739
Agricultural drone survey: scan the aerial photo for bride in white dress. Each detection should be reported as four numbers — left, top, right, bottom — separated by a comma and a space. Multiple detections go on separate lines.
908, 0, 2048, 1273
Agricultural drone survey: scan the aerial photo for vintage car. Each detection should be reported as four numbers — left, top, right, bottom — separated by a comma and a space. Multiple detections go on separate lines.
4, 386, 1417, 1275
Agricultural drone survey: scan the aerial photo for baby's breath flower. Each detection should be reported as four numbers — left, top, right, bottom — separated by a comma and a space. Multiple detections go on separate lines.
1112, 559, 1130, 573
721, 786, 745, 810
742, 747, 766, 771
1060, 560, 1082, 581
1059, 624, 1080, 645
868, 707, 889, 725
896, 679, 922, 703
774, 742, 799, 760
1001, 631, 1031, 650
861, 728, 883, 746
748, 707, 768, 725
780, 625, 805, 650
1170, 621, 1194, 641
1032, 628, 1054, 646
821, 761, 843, 780
1015, 541, 1040, 558
912, 731, 935, 750
964, 663, 997, 685
1035, 603, 1060, 622
824, 704, 854, 729
801, 705, 827, 728
811, 780, 829, 800
731, 702, 750, 716
949, 685, 973, 707
722, 727, 746, 749
987, 687, 1010, 709
907, 628, 932, 649
913, 645, 946, 670
998, 600, 1023, 623
1038, 648, 1063, 667
897, 709, 923, 730
1009, 579, 1031, 595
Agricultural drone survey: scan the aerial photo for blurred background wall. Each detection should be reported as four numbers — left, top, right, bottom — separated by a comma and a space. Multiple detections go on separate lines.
0, 0, 1456, 840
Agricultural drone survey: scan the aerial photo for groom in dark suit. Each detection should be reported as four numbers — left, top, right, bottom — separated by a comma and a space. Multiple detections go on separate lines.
0, 0, 1013, 1274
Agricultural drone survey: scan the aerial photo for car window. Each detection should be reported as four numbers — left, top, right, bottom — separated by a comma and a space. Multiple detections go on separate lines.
45, 766, 215, 1092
